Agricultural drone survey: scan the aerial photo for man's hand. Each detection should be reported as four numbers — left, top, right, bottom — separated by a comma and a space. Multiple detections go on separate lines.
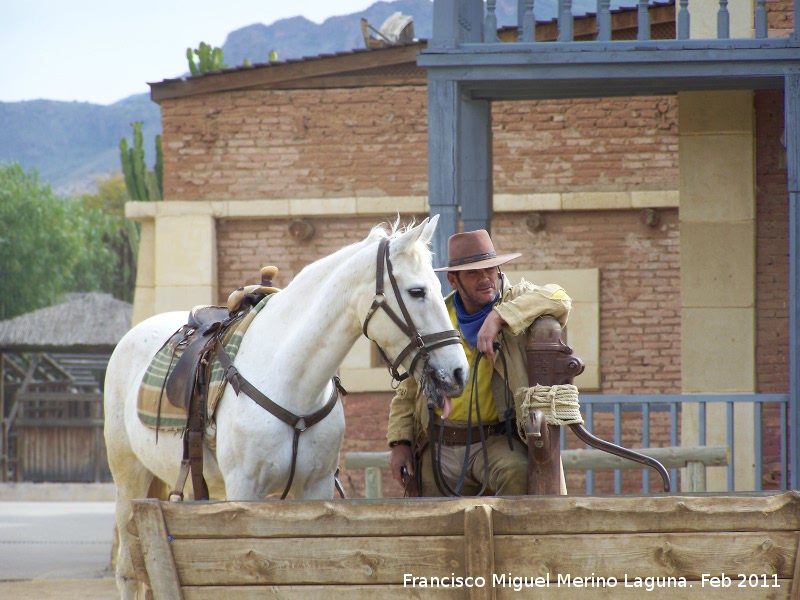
389, 444, 414, 487
476, 310, 505, 357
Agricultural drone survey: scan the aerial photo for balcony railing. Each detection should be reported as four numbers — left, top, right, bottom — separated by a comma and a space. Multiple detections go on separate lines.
486, 0, 770, 42
428, 0, 797, 49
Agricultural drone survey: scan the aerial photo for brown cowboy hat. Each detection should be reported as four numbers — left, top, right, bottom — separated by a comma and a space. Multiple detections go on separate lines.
434, 229, 521, 272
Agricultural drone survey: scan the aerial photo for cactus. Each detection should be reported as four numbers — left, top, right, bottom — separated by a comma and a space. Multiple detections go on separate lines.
187, 48, 199, 76
154, 134, 163, 197
187, 42, 228, 75
119, 122, 162, 201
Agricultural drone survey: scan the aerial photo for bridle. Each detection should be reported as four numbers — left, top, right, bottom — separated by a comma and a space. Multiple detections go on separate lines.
362, 237, 462, 384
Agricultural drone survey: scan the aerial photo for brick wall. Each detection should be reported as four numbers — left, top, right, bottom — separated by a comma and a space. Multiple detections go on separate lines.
493, 96, 678, 193
755, 89, 790, 488
160, 87, 429, 200
167, 79, 788, 496
769, 0, 795, 36
161, 90, 678, 200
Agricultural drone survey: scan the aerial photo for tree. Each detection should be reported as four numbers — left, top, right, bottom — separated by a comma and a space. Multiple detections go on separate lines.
0, 163, 83, 319
76, 175, 138, 303
0, 164, 141, 319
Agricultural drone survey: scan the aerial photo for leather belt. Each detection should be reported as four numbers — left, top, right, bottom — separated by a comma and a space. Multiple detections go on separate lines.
433, 421, 507, 446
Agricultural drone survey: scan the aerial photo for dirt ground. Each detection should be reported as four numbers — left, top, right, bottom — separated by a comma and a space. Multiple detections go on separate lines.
0, 576, 118, 599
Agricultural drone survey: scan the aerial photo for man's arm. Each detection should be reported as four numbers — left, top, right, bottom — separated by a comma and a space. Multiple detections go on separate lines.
386, 376, 419, 486
494, 280, 572, 335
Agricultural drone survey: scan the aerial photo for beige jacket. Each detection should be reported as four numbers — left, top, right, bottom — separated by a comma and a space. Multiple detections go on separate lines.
386, 277, 572, 447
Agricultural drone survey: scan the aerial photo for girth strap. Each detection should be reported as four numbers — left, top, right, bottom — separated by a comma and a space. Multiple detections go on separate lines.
214, 339, 344, 499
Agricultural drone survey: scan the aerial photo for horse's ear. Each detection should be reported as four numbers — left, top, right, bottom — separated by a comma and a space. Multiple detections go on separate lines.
393, 217, 429, 253
419, 214, 439, 246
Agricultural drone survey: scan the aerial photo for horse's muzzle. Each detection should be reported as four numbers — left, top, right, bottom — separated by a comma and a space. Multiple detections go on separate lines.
425, 365, 467, 406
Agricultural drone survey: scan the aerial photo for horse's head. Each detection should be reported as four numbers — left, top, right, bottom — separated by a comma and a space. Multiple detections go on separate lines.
361, 215, 468, 416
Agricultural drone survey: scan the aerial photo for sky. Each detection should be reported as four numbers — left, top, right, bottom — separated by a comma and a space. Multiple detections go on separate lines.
1, 1, 380, 106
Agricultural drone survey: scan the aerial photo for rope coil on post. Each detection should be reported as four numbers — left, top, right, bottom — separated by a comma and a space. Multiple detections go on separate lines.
515, 384, 583, 439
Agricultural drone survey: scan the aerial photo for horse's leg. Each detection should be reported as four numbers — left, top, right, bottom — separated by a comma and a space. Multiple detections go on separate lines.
299, 472, 337, 500
107, 444, 154, 599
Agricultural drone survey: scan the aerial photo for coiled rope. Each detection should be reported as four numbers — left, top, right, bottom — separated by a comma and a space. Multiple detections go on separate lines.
515, 384, 583, 440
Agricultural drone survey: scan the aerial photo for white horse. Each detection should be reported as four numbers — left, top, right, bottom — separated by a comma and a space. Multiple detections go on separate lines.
103, 215, 468, 597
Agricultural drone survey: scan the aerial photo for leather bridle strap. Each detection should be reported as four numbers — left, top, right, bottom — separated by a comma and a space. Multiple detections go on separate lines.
214, 339, 343, 500
362, 237, 461, 382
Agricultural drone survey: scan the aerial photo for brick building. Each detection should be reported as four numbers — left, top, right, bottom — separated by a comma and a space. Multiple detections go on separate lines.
130, 2, 791, 496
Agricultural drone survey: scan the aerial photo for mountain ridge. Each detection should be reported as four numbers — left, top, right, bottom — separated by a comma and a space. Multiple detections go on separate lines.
2, 0, 625, 195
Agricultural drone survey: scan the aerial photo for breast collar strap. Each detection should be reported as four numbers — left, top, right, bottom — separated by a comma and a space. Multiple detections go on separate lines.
362, 237, 461, 383
214, 339, 344, 500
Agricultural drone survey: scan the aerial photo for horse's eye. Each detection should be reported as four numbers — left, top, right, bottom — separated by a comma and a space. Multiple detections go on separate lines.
408, 287, 427, 299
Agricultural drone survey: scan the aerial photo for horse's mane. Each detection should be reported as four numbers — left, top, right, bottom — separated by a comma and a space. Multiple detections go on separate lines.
285, 218, 430, 291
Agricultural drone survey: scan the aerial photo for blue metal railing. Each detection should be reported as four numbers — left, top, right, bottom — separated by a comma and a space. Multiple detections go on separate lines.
574, 394, 790, 493
479, 0, 774, 42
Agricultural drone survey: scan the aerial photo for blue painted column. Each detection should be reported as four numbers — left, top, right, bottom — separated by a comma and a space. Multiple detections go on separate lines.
427, 77, 461, 282
459, 97, 493, 234
786, 71, 800, 490
427, 76, 493, 284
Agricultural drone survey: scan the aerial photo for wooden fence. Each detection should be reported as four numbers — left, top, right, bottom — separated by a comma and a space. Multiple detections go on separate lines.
1, 353, 112, 482
130, 491, 800, 599
344, 445, 730, 498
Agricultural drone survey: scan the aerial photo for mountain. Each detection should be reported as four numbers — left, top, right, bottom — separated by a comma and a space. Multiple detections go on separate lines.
1, 0, 625, 196
0, 95, 161, 195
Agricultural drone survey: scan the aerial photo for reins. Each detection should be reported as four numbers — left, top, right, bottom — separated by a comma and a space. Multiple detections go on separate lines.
362, 237, 462, 383
429, 349, 492, 497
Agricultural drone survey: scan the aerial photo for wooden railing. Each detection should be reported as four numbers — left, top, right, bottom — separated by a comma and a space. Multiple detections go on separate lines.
430, 0, 788, 49
344, 444, 729, 498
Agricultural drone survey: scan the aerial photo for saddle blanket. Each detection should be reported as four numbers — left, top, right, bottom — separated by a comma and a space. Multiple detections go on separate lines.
136, 294, 274, 430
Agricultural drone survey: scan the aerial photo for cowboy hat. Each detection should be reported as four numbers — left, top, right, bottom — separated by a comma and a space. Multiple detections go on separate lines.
434, 229, 521, 272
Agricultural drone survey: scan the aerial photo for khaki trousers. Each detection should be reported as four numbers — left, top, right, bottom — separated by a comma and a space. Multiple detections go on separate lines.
418, 435, 529, 496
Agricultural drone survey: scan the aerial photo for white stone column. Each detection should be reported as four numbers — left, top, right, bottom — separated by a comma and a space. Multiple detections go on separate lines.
678, 90, 756, 491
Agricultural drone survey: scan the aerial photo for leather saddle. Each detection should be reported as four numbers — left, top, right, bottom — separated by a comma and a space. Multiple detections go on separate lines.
160, 266, 279, 502
164, 266, 280, 412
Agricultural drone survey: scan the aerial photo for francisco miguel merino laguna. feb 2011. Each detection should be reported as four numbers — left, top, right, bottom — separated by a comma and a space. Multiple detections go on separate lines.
404, 572, 696, 592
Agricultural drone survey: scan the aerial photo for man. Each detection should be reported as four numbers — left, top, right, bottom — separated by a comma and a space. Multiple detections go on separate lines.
386, 229, 571, 496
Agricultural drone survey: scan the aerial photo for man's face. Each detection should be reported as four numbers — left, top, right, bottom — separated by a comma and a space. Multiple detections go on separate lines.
447, 267, 498, 314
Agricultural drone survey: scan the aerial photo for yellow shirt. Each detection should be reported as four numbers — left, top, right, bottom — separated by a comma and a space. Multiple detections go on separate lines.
439, 300, 497, 422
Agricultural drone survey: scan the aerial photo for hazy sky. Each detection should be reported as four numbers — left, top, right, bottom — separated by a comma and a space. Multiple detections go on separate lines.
1, 0, 380, 105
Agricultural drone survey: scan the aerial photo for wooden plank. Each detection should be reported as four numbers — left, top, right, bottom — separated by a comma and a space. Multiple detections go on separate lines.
495, 583, 792, 600
170, 536, 465, 586
495, 531, 798, 580
560, 444, 730, 470
15, 392, 102, 402
489, 492, 800, 535
126, 510, 152, 591
345, 445, 729, 471
151, 44, 424, 101
183, 586, 467, 599
686, 460, 706, 492
464, 504, 494, 600
154, 493, 800, 539
182, 583, 794, 600
133, 499, 184, 599
155, 497, 473, 538
790, 531, 800, 600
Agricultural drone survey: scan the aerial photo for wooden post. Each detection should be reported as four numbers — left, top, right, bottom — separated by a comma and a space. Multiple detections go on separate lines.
464, 504, 494, 600
525, 316, 584, 495
133, 499, 183, 599
364, 466, 383, 499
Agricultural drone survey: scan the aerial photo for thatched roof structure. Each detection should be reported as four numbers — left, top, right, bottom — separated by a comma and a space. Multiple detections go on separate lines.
0, 293, 133, 353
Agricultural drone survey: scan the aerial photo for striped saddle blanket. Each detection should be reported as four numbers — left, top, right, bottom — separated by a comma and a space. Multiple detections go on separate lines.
136, 295, 274, 430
